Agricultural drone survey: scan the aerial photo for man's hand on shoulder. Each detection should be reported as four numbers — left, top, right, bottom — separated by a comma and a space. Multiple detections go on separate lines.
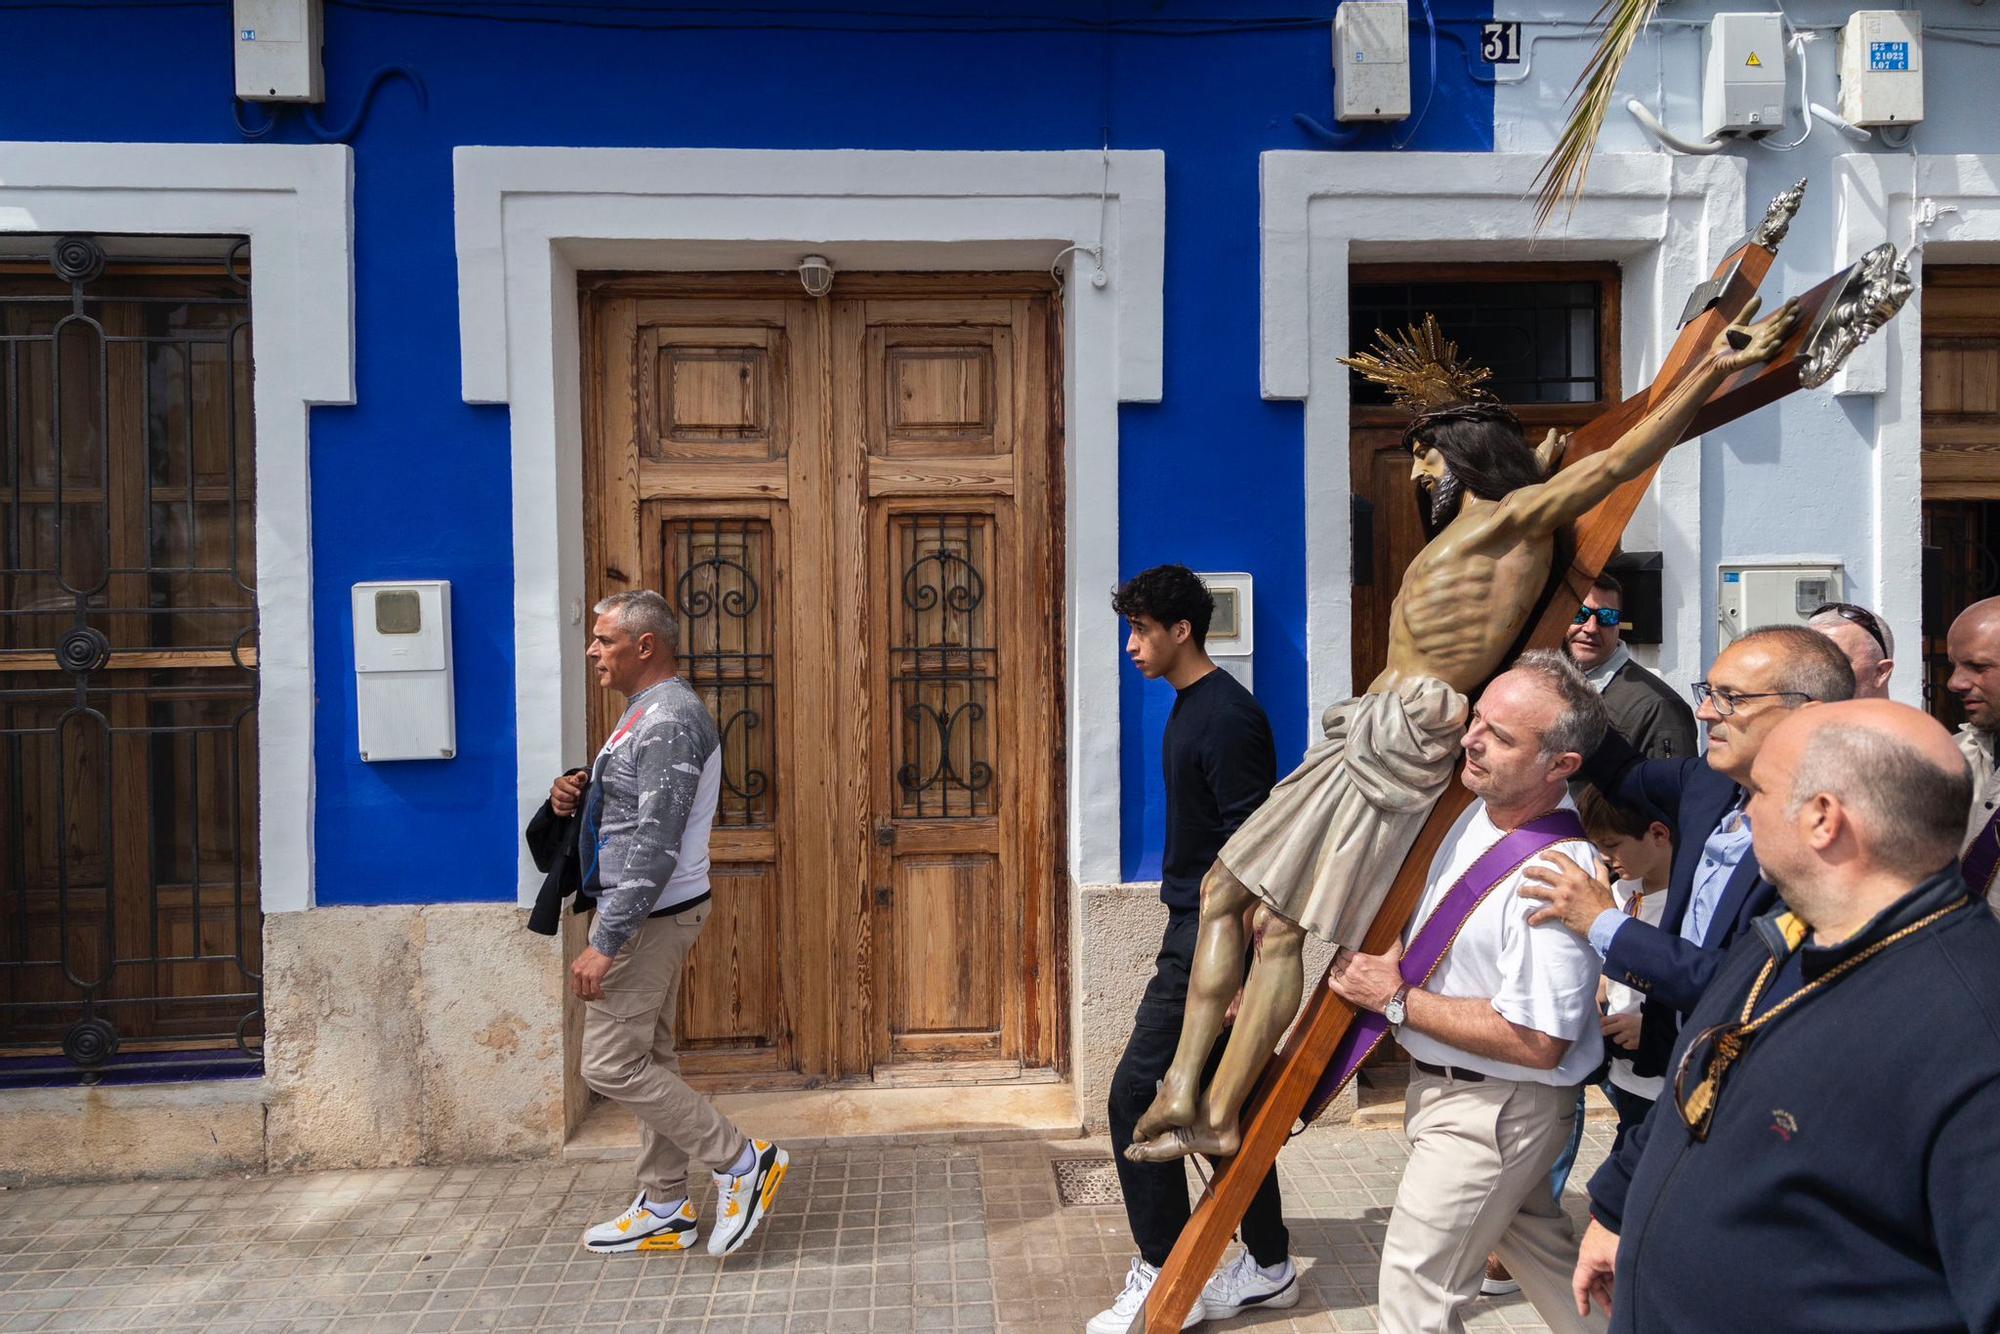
571, 945, 615, 1000
1519, 849, 1616, 936
1573, 1217, 1619, 1318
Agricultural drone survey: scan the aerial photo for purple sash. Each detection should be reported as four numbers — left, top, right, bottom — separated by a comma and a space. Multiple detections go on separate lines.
1961, 807, 2000, 899
1298, 808, 1587, 1129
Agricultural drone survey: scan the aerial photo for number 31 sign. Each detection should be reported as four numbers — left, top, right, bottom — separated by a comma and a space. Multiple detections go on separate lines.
1481, 21, 1522, 64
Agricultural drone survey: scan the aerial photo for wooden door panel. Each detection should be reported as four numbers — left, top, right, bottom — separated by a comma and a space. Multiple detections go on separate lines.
868, 324, 1012, 458
651, 506, 798, 1079
889, 852, 1002, 1057
641, 324, 788, 462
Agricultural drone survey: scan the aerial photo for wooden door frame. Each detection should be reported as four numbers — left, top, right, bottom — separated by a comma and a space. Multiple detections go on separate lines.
578, 272, 1069, 1089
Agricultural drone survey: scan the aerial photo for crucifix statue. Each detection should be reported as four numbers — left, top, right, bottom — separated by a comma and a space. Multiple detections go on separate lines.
1131, 180, 1916, 1329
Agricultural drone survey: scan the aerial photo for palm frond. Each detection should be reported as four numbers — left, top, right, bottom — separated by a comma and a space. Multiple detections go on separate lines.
1533, 0, 1661, 230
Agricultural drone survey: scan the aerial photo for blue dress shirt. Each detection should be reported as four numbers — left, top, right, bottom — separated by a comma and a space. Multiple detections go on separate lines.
1588, 800, 1753, 956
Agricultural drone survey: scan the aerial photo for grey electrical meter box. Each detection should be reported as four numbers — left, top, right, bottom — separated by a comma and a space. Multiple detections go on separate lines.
352, 581, 456, 761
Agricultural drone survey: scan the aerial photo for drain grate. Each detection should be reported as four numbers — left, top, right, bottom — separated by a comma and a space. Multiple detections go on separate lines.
1052, 1156, 1124, 1207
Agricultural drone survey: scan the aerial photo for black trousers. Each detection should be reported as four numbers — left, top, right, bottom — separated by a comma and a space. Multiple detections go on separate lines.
1108, 908, 1290, 1269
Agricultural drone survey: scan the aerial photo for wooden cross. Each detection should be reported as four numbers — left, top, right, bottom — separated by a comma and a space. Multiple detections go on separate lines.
1138, 202, 1909, 1331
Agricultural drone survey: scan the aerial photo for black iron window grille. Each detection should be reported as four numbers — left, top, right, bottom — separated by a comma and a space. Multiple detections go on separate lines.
0, 234, 261, 1086
668, 517, 775, 827
892, 513, 997, 820
1350, 279, 1606, 406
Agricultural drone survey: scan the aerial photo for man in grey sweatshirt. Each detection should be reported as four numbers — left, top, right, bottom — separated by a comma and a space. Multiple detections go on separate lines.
548, 590, 788, 1256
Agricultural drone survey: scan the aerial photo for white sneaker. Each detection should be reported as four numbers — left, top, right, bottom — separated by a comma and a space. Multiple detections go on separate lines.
582, 1192, 699, 1253
1201, 1250, 1300, 1319
706, 1140, 789, 1257
1086, 1257, 1206, 1333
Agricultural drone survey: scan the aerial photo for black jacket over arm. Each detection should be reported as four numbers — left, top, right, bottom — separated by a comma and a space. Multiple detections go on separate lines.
1593, 869, 2000, 1334
1582, 729, 1779, 1075
1598, 658, 1698, 761
525, 769, 592, 936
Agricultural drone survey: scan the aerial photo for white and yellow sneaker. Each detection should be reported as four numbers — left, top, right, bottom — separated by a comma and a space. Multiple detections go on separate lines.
706, 1140, 789, 1257
583, 1192, 699, 1254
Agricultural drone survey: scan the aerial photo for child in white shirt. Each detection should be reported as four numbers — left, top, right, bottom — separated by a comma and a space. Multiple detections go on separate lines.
1577, 785, 1675, 1149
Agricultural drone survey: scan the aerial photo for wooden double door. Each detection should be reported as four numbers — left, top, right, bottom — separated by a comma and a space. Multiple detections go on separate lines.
583, 275, 1065, 1090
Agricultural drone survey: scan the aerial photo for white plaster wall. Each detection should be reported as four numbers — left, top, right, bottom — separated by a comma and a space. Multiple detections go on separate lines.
1494, 1, 2000, 698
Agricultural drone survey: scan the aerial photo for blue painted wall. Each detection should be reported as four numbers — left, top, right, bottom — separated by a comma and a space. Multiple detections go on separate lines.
0, 1, 1494, 900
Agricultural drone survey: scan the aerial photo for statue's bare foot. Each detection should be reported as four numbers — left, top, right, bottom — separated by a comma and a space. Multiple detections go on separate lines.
1132, 1072, 1198, 1143
1121, 1117, 1242, 1164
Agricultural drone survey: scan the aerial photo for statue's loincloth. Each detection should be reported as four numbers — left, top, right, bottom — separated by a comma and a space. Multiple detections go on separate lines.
1219, 675, 1467, 947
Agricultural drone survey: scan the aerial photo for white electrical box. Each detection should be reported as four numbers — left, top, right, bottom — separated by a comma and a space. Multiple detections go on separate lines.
1717, 563, 1843, 644
1838, 10, 1923, 127
353, 581, 456, 762
1702, 12, 1787, 139
234, 0, 324, 103
1334, 2, 1411, 123
1198, 572, 1256, 691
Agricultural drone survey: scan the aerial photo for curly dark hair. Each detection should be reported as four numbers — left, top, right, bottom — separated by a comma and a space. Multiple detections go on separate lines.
1112, 564, 1215, 646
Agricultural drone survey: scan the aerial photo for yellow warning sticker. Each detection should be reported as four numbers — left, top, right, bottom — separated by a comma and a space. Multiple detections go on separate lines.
1746, 51, 1762, 67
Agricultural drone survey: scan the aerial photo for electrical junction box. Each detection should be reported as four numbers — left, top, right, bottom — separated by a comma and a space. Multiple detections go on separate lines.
1702, 12, 1787, 139
1197, 572, 1255, 691
1717, 562, 1843, 644
1333, 2, 1411, 123
234, 0, 323, 103
353, 581, 457, 762
1839, 10, 1924, 127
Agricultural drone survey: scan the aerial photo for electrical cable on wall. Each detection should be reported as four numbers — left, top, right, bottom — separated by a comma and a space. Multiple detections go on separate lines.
234, 64, 426, 143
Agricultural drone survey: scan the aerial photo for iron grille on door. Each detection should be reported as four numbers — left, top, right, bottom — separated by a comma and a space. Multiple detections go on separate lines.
0, 235, 261, 1084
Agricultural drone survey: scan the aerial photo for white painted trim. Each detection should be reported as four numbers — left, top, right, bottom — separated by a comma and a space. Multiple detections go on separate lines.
1831, 153, 2000, 708
1259, 151, 1748, 718
451, 147, 1167, 901
0, 141, 354, 915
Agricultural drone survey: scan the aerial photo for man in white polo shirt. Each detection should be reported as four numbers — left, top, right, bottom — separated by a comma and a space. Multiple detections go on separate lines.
1330, 649, 1608, 1334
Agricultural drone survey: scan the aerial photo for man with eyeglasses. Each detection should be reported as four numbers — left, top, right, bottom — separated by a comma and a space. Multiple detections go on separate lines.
1570, 699, 2000, 1332
1806, 600, 1895, 699
1563, 574, 1696, 760
1518, 627, 1854, 1084
1946, 596, 2000, 909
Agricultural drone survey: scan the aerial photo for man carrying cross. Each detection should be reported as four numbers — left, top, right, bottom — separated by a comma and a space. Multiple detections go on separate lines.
1126, 297, 1799, 1167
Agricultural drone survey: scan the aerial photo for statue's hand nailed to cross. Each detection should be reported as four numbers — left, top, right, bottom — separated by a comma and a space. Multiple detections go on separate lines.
1712, 295, 1801, 376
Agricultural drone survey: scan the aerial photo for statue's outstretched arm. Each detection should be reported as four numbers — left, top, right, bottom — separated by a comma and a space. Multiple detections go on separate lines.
1490, 297, 1798, 542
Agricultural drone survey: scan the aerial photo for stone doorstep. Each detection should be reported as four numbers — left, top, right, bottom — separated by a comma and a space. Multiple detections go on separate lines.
564, 1080, 1086, 1159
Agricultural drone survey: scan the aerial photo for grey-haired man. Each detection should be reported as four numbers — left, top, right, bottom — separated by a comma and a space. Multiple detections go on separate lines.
549, 589, 788, 1256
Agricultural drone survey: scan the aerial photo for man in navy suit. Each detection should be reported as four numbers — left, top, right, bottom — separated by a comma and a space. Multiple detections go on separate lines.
1517, 625, 1855, 1076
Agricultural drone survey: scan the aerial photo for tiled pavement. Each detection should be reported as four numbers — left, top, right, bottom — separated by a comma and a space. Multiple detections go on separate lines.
0, 1121, 1610, 1334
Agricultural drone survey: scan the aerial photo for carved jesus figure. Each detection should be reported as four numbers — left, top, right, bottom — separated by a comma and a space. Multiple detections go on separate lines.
1126, 294, 1798, 1163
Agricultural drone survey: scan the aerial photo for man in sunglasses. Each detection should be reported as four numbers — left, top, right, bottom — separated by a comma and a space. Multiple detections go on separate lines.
1946, 596, 2000, 908
1519, 627, 1853, 1080
1806, 600, 1895, 699
1564, 574, 1695, 760
1571, 699, 2000, 1333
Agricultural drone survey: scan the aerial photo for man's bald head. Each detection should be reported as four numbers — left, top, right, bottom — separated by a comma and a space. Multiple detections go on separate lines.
1748, 702, 1972, 920
1948, 597, 2000, 731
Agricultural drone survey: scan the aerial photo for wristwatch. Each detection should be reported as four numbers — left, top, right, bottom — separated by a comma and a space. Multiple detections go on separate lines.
1384, 983, 1412, 1027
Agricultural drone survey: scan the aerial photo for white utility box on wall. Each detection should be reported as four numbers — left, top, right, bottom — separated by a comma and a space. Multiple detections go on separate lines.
1717, 562, 1844, 643
233, 0, 324, 102
1838, 10, 1923, 127
1333, 2, 1411, 123
1702, 12, 1787, 139
353, 581, 456, 762
1198, 572, 1256, 691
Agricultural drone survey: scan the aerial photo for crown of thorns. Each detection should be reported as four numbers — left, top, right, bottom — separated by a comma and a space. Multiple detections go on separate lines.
1338, 314, 1498, 414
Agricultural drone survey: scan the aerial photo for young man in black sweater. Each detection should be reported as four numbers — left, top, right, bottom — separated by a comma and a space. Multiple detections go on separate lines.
1091, 565, 1297, 1334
